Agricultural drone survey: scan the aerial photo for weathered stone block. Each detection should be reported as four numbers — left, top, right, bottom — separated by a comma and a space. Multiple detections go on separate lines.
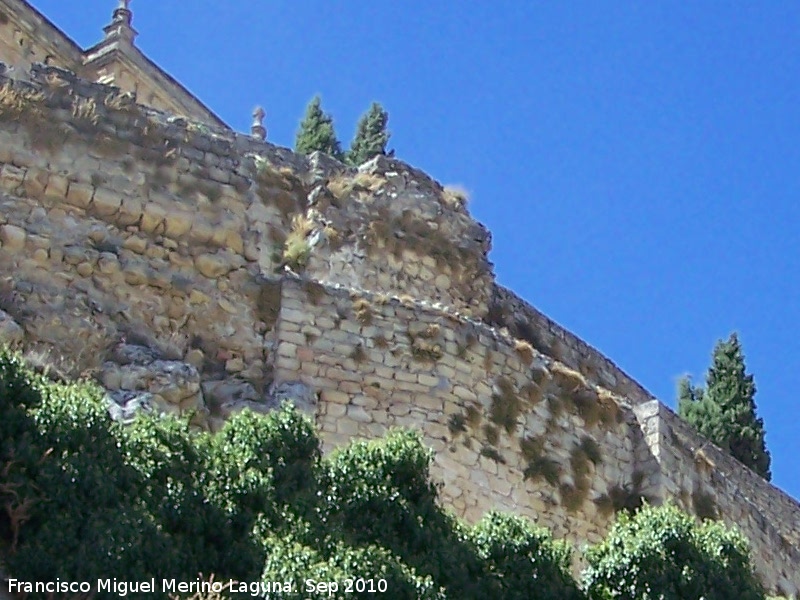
0, 224, 26, 251
92, 188, 122, 216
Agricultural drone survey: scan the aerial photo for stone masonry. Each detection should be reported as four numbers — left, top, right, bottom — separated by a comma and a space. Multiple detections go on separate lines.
0, 62, 798, 597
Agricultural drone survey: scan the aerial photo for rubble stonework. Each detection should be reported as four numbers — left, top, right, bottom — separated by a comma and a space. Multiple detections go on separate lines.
0, 63, 798, 597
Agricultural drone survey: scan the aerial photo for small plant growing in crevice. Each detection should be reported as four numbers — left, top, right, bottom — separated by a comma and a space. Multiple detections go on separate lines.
569, 445, 593, 486
594, 470, 650, 517
571, 389, 602, 428
349, 343, 367, 364
448, 413, 467, 436
352, 298, 373, 326
282, 214, 315, 272
408, 323, 444, 362
520, 381, 543, 406
480, 446, 506, 464
520, 436, 562, 487
692, 488, 718, 520
465, 403, 483, 429
559, 481, 589, 513
597, 390, 622, 429
483, 424, 500, 446
441, 185, 470, 211
489, 376, 523, 434
578, 435, 603, 466
514, 339, 535, 365
373, 333, 389, 349
550, 362, 587, 393
524, 457, 562, 487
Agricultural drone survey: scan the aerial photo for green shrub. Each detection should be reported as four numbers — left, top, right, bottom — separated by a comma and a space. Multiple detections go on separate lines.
582, 503, 766, 600
470, 512, 584, 600
0, 350, 771, 600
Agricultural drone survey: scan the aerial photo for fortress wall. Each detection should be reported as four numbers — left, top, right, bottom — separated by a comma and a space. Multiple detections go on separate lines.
637, 402, 800, 597
491, 285, 656, 405
0, 66, 317, 410
299, 156, 496, 317
0, 64, 798, 595
273, 277, 649, 546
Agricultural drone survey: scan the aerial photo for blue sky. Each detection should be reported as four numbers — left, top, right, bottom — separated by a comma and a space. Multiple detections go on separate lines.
33, 1, 799, 499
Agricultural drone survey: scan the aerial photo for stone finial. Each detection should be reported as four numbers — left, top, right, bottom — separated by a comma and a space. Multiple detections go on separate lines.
104, 0, 136, 44
251, 106, 267, 141
113, 0, 133, 25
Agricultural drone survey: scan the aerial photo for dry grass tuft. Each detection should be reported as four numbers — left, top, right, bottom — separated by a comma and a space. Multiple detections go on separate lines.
421, 323, 440, 339
352, 298, 373, 326
323, 225, 345, 251
514, 339, 535, 365
441, 185, 470, 211
597, 390, 622, 429
282, 214, 315, 271
326, 173, 354, 199
352, 171, 386, 193
694, 446, 716, 475
373, 292, 391, 306
0, 83, 45, 122
550, 362, 588, 392
410, 339, 444, 362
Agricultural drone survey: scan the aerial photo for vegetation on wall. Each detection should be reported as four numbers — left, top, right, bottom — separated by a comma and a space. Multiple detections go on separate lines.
678, 332, 771, 480
0, 350, 772, 599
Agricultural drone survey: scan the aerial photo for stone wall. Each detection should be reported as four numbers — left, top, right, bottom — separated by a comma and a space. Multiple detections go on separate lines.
489, 285, 656, 406
635, 401, 800, 597
273, 277, 645, 549
0, 64, 798, 596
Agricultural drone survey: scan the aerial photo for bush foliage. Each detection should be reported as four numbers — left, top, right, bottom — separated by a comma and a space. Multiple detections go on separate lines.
583, 503, 765, 600
0, 350, 579, 599
0, 350, 767, 599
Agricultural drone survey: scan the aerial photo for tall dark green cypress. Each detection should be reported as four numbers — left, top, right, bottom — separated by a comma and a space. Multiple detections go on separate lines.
346, 102, 390, 166
678, 333, 771, 480
295, 96, 343, 159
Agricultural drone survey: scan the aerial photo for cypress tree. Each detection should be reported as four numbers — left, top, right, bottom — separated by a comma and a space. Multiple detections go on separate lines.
295, 96, 343, 159
346, 102, 391, 166
678, 333, 771, 480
